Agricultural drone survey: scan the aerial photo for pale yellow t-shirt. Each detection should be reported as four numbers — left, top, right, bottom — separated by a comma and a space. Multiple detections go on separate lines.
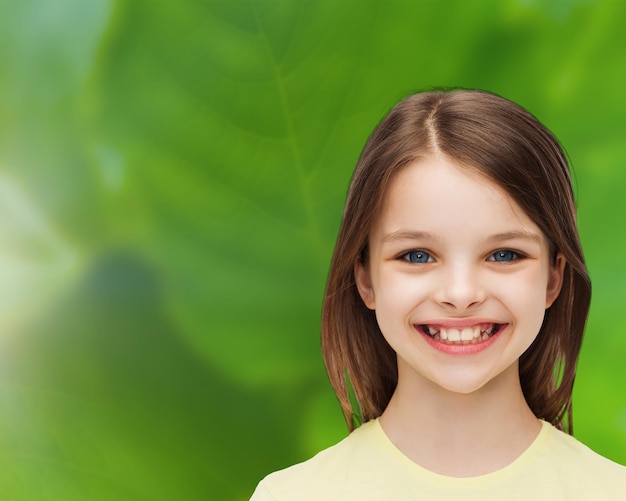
251, 419, 626, 500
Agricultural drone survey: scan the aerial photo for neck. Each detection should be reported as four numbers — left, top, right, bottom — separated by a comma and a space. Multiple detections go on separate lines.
379, 362, 540, 477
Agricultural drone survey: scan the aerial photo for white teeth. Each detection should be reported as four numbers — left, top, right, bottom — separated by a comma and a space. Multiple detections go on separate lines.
424, 323, 499, 345
447, 329, 461, 342
461, 328, 473, 341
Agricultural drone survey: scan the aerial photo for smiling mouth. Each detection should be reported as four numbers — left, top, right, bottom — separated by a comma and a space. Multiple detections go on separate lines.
419, 323, 503, 345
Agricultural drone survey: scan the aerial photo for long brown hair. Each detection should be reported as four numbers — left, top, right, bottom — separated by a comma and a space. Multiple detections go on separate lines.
321, 89, 591, 433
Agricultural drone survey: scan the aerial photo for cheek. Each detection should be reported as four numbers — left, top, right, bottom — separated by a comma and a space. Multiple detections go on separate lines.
495, 270, 549, 327
371, 272, 428, 329
373, 271, 424, 304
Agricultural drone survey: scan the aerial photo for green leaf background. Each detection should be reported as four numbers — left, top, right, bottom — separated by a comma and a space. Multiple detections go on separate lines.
1, 0, 625, 499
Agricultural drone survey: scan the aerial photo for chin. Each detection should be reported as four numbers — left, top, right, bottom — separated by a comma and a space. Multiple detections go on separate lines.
430, 365, 515, 396
438, 380, 491, 395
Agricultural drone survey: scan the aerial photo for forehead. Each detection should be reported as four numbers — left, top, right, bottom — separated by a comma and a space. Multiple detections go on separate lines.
372, 156, 543, 241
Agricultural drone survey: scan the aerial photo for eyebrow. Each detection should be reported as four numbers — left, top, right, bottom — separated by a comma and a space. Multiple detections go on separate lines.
486, 231, 543, 244
380, 229, 543, 244
381, 230, 437, 244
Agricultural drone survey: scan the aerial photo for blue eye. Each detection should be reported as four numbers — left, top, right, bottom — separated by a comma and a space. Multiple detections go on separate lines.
490, 250, 519, 262
403, 250, 433, 264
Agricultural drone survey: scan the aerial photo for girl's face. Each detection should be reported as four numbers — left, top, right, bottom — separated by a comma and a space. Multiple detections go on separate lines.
355, 155, 565, 396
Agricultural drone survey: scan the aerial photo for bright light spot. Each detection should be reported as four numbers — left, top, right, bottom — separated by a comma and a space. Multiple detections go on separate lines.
0, 172, 78, 333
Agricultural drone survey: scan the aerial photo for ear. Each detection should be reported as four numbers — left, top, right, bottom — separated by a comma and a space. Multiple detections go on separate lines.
545, 253, 566, 308
354, 258, 376, 310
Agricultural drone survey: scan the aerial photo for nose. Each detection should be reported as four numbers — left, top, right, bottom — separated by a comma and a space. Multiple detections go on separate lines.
434, 264, 486, 311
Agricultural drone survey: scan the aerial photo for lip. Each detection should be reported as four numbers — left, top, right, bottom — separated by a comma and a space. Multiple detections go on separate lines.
414, 319, 507, 355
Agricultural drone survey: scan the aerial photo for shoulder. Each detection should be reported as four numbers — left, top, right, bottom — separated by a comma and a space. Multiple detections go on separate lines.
543, 423, 625, 467
251, 420, 381, 501
538, 422, 626, 488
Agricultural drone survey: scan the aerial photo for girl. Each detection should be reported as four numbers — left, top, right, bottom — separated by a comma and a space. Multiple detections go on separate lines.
251, 89, 626, 500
